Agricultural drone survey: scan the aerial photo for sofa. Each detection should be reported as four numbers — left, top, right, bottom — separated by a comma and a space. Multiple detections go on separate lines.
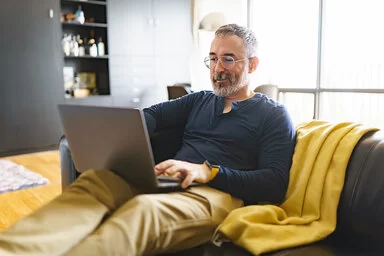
59, 126, 384, 255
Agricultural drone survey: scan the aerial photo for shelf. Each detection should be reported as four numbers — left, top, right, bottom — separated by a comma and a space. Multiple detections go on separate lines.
62, 22, 108, 28
64, 55, 109, 59
60, 0, 110, 99
62, 0, 106, 6
66, 94, 111, 98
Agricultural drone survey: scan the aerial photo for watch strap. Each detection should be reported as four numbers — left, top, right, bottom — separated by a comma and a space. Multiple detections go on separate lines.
204, 160, 220, 181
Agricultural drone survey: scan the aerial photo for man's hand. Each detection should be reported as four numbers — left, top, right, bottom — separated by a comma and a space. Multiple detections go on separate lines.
154, 160, 211, 189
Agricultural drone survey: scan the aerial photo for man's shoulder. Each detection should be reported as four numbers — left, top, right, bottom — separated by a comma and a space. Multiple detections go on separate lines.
249, 93, 293, 124
189, 90, 215, 98
184, 90, 216, 102
249, 93, 285, 110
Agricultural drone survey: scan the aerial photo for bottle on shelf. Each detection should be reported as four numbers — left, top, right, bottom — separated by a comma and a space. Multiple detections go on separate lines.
97, 37, 105, 56
90, 43, 98, 57
77, 35, 85, 56
88, 30, 98, 57
74, 5, 85, 24
62, 34, 71, 56
82, 37, 89, 55
70, 35, 79, 56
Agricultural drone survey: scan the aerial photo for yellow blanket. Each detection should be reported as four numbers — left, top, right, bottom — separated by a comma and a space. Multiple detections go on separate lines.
215, 121, 378, 255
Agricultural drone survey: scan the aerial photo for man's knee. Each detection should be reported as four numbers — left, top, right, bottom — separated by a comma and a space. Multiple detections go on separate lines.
76, 169, 113, 181
69, 169, 137, 211
74, 169, 129, 189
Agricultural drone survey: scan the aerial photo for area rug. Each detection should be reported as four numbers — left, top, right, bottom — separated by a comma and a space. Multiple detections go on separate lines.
0, 160, 49, 194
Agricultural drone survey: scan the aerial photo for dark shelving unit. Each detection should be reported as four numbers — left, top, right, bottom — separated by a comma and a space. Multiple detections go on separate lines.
63, 0, 107, 6
64, 55, 109, 59
62, 21, 108, 28
60, 0, 110, 97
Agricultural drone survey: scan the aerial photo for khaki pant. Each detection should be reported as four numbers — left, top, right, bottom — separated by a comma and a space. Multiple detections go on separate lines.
0, 170, 243, 256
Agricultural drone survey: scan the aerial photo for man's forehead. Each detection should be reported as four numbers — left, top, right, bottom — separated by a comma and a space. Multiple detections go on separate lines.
210, 35, 246, 55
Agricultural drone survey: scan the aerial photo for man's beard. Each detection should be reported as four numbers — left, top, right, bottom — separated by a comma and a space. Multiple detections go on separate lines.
211, 71, 249, 97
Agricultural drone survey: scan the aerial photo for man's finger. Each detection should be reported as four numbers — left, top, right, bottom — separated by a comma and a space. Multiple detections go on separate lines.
165, 165, 185, 176
174, 172, 184, 179
181, 173, 195, 189
154, 168, 165, 176
155, 159, 176, 171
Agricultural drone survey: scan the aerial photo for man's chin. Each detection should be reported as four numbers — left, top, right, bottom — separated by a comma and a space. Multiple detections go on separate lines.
213, 86, 230, 97
211, 81, 237, 96
212, 83, 244, 97
212, 80, 230, 89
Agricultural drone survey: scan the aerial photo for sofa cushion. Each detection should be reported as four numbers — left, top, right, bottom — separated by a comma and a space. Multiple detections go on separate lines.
166, 237, 384, 256
335, 131, 384, 244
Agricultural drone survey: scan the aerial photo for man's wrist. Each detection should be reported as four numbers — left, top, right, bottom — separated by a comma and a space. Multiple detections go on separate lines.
204, 160, 220, 181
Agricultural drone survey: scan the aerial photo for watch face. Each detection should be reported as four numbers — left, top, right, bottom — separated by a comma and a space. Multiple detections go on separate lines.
205, 160, 219, 169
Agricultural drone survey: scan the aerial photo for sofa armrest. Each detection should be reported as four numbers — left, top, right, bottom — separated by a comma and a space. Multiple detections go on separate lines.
59, 135, 81, 191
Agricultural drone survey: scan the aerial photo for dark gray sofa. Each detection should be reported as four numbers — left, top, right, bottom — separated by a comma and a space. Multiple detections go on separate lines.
59, 127, 384, 255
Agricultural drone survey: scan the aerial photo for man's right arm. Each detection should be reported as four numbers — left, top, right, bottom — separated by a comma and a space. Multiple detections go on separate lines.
143, 92, 201, 135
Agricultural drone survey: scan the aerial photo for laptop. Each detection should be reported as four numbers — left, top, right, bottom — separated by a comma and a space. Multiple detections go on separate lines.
57, 104, 196, 192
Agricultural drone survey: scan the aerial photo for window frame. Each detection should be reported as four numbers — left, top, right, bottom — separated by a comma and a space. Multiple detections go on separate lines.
248, 0, 384, 120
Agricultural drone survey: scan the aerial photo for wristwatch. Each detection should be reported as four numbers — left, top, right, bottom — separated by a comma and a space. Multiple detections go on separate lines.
204, 160, 220, 181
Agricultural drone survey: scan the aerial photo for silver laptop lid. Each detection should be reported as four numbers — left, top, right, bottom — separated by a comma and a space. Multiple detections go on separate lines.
57, 104, 158, 189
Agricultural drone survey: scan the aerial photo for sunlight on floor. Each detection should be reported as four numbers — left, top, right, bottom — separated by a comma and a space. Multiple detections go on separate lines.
0, 150, 61, 230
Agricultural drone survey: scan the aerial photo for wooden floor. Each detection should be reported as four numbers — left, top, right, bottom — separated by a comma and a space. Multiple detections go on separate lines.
0, 150, 61, 230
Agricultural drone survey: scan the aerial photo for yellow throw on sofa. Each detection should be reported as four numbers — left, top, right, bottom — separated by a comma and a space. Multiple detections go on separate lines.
214, 120, 378, 255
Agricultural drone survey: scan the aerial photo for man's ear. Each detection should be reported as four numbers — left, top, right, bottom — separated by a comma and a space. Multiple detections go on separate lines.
248, 57, 259, 74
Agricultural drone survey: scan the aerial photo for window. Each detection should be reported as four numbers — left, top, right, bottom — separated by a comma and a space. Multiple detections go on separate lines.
250, 0, 384, 128
250, 0, 319, 89
279, 92, 315, 124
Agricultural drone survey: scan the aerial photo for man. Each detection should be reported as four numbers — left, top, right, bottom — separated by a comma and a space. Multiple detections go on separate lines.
0, 24, 296, 255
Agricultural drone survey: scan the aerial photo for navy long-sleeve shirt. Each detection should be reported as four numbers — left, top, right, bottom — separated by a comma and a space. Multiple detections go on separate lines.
144, 91, 296, 205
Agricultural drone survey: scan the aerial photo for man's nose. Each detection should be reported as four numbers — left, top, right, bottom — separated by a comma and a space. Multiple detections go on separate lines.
214, 59, 226, 72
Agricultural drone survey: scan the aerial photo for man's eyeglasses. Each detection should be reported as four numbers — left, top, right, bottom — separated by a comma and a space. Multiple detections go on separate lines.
204, 56, 248, 70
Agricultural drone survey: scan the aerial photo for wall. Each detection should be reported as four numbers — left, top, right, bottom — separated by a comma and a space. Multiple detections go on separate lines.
0, 0, 65, 156
108, 0, 193, 108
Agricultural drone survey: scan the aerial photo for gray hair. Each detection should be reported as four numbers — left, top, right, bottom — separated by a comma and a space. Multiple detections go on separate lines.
215, 24, 257, 58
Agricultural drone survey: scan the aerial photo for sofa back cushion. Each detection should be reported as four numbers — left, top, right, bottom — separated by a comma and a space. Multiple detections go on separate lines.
335, 130, 384, 246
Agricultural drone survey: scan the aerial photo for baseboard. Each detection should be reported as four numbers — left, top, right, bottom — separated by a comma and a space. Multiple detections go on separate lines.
0, 145, 59, 158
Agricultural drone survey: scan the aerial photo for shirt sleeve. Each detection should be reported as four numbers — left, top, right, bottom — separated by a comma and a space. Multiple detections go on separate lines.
143, 92, 201, 135
208, 105, 296, 205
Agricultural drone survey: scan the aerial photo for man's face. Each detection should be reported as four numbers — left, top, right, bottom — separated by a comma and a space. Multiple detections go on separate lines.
209, 35, 250, 97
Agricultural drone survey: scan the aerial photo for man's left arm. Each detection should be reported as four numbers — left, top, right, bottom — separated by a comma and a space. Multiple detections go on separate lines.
208, 106, 296, 205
